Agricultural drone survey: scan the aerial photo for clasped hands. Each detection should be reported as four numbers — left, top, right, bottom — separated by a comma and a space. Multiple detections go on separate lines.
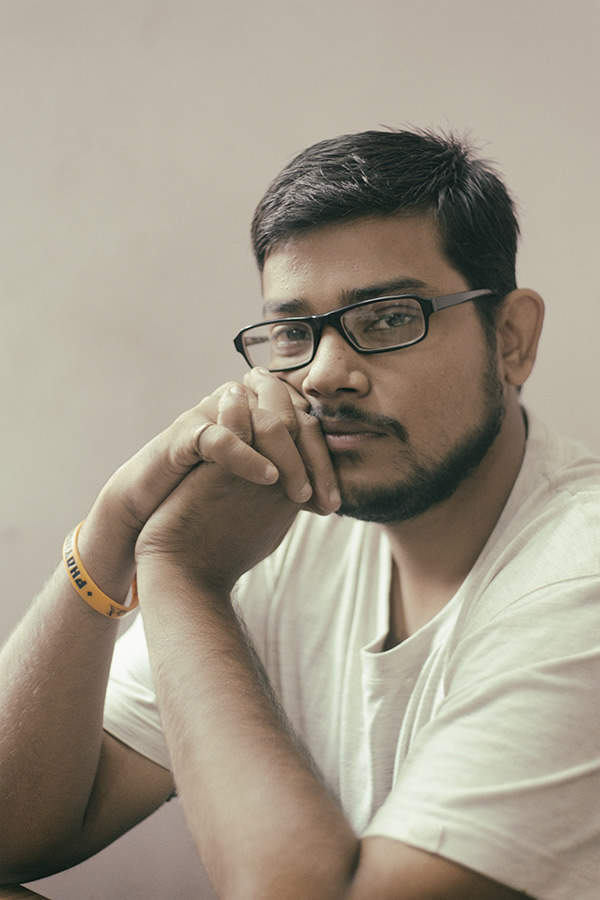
109, 368, 341, 596
192, 368, 341, 512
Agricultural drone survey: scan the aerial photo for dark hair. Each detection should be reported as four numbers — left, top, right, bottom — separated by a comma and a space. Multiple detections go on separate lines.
251, 128, 520, 338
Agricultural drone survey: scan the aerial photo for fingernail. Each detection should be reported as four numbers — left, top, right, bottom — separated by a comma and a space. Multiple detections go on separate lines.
297, 481, 313, 502
254, 367, 271, 376
263, 464, 279, 483
229, 384, 246, 396
329, 487, 342, 509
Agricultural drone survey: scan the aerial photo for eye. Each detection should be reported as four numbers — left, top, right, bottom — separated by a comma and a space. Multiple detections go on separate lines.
362, 305, 420, 332
271, 324, 311, 343
269, 322, 312, 354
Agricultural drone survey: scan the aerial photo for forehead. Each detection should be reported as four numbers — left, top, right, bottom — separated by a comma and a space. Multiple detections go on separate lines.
261, 215, 468, 314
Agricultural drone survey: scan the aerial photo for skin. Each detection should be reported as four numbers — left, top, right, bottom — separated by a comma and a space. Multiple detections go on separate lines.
0, 214, 544, 899
247, 215, 543, 636
132, 215, 543, 897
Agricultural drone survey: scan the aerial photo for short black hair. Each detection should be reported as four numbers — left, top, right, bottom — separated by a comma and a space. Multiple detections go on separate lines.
251, 128, 520, 338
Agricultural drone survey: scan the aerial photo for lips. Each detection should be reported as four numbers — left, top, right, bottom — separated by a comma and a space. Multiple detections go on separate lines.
318, 419, 385, 436
317, 418, 386, 452
311, 408, 409, 446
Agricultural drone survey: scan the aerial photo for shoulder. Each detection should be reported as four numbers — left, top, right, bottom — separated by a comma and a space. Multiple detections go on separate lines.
443, 415, 600, 670
474, 413, 599, 606
519, 411, 600, 522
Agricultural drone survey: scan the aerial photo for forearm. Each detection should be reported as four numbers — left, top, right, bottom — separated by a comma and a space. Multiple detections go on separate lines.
0, 382, 314, 882
138, 562, 359, 900
0, 509, 135, 877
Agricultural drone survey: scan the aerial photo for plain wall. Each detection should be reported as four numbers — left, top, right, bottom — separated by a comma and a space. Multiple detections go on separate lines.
0, 1, 598, 897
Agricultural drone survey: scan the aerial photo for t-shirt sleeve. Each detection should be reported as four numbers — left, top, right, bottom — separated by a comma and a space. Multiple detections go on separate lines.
363, 577, 600, 900
103, 614, 172, 769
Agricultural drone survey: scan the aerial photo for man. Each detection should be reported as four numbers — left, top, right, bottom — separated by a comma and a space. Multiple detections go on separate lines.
1, 129, 598, 899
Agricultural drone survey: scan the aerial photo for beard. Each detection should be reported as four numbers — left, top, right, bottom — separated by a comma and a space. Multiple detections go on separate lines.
313, 349, 506, 526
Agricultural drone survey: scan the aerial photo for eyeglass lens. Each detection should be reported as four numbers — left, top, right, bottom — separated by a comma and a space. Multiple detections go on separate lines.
241, 297, 426, 370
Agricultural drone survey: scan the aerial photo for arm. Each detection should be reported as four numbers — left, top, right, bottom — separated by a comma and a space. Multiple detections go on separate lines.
0, 439, 193, 881
0, 503, 170, 882
0, 374, 338, 883
133, 418, 530, 900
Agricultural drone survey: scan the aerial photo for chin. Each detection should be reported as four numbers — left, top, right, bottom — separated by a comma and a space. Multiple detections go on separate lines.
336, 417, 505, 525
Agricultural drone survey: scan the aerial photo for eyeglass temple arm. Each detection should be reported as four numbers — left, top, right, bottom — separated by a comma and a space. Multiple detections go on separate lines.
431, 289, 495, 312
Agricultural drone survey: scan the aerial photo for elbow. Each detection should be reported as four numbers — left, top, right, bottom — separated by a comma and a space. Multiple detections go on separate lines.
0, 824, 83, 885
224, 842, 360, 900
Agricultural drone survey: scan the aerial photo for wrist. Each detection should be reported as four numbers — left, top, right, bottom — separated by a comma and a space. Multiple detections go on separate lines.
63, 522, 139, 618
135, 551, 234, 606
76, 490, 140, 605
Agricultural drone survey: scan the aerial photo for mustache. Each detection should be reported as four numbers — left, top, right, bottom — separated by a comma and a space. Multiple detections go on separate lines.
308, 403, 408, 443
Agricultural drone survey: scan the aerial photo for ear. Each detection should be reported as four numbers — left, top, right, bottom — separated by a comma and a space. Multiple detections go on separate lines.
495, 289, 545, 387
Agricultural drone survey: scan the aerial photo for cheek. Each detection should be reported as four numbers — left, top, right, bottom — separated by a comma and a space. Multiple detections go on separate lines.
388, 348, 492, 436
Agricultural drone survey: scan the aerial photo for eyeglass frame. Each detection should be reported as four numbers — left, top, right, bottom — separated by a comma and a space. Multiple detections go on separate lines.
233, 289, 497, 373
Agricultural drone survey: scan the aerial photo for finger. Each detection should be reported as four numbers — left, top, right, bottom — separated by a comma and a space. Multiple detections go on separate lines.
246, 370, 339, 512
278, 378, 311, 414
202, 384, 328, 509
217, 384, 253, 445
106, 395, 274, 535
294, 410, 341, 514
244, 368, 299, 438
212, 381, 259, 410
187, 390, 278, 485
251, 408, 312, 504
151, 394, 264, 481
195, 421, 279, 486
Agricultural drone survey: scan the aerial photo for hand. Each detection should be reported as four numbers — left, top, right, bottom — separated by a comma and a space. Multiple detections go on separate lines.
135, 461, 300, 595
97, 366, 331, 534
203, 368, 341, 515
82, 369, 339, 599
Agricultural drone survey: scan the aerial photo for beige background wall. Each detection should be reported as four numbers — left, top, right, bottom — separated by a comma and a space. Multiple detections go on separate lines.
1, 1, 598, 897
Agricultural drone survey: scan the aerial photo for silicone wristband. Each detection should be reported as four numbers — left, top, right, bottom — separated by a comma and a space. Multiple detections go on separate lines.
62, 521, 139, 618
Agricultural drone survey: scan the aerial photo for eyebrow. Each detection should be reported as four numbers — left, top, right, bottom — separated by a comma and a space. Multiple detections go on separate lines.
262, 277, 435, 318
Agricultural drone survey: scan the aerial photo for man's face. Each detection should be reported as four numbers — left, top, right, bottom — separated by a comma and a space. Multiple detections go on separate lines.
261, 215, 506, 524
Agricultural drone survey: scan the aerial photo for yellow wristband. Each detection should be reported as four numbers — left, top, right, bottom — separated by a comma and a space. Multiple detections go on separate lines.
63, 521, 139, 618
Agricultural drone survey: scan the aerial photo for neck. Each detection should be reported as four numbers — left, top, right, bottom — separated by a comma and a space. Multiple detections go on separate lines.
384, 399, 527, 643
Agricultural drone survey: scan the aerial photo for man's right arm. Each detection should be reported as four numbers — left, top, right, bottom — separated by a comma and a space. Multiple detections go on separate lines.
0, 504, 174, 883
0, 372, 338, 884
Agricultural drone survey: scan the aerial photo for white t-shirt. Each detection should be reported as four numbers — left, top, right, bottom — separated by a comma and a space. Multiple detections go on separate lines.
104, 412, 600, 900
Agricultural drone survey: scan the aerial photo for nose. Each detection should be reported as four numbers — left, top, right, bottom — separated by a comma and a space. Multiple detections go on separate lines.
300, 326, 370, 400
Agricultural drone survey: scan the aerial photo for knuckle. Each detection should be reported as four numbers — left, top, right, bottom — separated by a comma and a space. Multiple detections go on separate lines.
219, 381, 247, 399
212, 380, 238, 397
252, 408, 280, 430
228, 427, 253, 448
218, 392, 251, 420
172, 408, 194, 430
254, 411, 287, 440
194, 393, 219, 414
297, 411, 322, 433
203, 398, 220, 420
205, 424, 232, 455
282, 412, 300, 438
198, 422, 255, 466
252, 407, 298, 439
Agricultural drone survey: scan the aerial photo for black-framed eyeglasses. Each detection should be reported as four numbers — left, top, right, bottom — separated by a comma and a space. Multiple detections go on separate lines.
233, 289, 496, 373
